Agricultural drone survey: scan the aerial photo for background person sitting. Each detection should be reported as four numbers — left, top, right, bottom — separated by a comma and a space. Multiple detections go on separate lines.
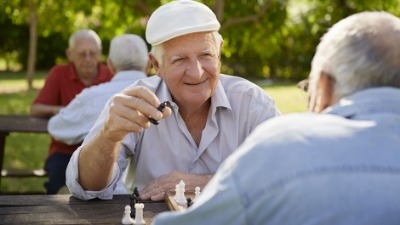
30, 29, 112, 194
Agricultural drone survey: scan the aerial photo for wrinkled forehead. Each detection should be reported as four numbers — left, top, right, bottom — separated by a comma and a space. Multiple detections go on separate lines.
71, 38, 100, 53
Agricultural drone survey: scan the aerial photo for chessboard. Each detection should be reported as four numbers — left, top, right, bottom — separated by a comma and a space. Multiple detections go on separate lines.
164, 191, 195, 212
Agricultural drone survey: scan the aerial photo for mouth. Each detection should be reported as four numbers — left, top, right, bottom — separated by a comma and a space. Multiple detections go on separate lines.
185, 79, 207, 86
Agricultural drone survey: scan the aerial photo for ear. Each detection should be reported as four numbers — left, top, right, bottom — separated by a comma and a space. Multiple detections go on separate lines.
106, 58, 115, 75
144, 61, 151, 75
307, 71, 336, 113
317, 71, 336, 112
149, 53, 161, 76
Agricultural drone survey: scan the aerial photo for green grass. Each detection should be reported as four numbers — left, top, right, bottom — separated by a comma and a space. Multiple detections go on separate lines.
0, 71, 49, 193
261, 82, 307, 114
0, 71, 307, 194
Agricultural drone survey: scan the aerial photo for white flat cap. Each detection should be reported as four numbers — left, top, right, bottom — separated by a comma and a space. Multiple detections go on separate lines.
146, 0, 221, 46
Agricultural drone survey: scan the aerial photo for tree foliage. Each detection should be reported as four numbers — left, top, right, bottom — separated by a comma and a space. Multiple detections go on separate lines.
1, 0, 400, 82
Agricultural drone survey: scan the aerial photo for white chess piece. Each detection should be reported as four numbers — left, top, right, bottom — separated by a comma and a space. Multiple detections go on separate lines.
176, 180, 187, 206
133, 203, 145, 225
122, 205, 134, 225
173, 184, 179, 200
194, 186, 201, 202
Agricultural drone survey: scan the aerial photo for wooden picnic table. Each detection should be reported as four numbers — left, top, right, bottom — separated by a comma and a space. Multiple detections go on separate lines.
0, 194, 169, 225
0, 115, 49, 187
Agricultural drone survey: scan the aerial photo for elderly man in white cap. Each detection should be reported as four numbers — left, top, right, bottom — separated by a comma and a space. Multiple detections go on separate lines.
66, 0, 280, 201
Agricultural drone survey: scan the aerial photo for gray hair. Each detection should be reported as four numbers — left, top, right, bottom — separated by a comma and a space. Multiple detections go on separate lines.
68, 29, 102, 50
310, 11, 400, 98
108, 34, 149, 72
150, 31, 223, 65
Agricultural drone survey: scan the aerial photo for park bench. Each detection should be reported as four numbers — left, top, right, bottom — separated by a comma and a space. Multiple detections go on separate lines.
0, 115, 49, 192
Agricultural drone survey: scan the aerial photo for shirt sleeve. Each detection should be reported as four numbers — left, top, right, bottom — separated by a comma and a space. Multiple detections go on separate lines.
66, 146, 129, 200
48, 94, 87, 145
65, 101, 131, 200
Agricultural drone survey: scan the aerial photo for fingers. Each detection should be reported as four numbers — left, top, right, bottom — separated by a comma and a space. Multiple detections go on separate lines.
139, 174, 178, 201
101, 86, 172, 142
150, 192, 166, 201
121, 86, 164, 121
139, 180, 164, 200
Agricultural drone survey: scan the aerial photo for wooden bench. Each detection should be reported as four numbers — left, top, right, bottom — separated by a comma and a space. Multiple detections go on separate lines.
1, 168, 47, 177
0, 115, 49, 190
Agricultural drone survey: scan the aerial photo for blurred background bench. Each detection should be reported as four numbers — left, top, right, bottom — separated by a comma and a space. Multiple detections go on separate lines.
0, 115, 48, 193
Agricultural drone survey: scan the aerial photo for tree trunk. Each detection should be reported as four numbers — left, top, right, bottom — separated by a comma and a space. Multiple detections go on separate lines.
213, 0, 224, 22
27, 0, 38, 90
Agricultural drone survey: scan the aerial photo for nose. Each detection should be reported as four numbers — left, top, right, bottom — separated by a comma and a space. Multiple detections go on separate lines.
186, 58, 204, 79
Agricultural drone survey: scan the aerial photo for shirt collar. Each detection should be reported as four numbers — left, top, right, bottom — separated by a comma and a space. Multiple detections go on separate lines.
68, 62, 80, 81
211, 80, 232, 113
112, 70, 147, 82
68, 62, 106, 84
324, 87, 400, 118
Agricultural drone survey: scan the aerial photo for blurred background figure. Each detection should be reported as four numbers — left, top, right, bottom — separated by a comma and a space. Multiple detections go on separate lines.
48, 34, 149, 194
30, 29, 112, 194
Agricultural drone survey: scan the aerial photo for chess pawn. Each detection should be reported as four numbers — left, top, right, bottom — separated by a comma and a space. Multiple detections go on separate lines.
194, 186, 201, 202
122, 205, 134, 225
133, 203, 145, 225
176, 180, 187, 206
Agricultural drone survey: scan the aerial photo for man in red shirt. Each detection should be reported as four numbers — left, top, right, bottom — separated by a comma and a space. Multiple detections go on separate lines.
30, 29, 112, 194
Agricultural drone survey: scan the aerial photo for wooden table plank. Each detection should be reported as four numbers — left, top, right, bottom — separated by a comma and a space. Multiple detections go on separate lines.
0, 194, 169, 225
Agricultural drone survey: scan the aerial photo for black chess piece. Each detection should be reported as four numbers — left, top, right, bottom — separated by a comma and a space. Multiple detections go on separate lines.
149, 101, 172, 125
133, 187, 140, 198
186, 197, 193, 208
129, 187, 140, 218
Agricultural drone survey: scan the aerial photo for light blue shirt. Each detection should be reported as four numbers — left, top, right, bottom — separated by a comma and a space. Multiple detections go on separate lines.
48, 70, 147, 145
152, 87, 400, 225
66, 74, 280, 200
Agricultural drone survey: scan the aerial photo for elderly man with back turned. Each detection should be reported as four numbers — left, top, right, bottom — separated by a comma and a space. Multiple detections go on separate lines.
66, 0, 280, 201
152, 11, 400, 225
30, 29, 112, 194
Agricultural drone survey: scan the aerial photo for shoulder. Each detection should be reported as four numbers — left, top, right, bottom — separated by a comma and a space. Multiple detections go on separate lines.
219, 74, 261, 91
44, 64, 73, 83
220, 74, 270, 99
249, 113, 345, 140
225, 113, 345, 166
47, 63, 72, 75
218, 75, 276, 112
122, 75, 163, 93
97, 63, 113, 81
98, 63, 112, 74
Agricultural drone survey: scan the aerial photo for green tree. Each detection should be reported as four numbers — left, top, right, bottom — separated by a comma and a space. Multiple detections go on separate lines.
1, 0, 399, 84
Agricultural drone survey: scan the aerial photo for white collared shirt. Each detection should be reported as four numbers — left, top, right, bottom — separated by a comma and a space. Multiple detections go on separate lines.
66, 74, 280, 200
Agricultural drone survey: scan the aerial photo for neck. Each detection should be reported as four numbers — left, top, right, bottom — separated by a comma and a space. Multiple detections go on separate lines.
79, 75, 95, 86
179, 100, 211, 146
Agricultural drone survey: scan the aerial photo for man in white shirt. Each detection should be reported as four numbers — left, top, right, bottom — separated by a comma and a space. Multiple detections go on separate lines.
66, 0, 280, 201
